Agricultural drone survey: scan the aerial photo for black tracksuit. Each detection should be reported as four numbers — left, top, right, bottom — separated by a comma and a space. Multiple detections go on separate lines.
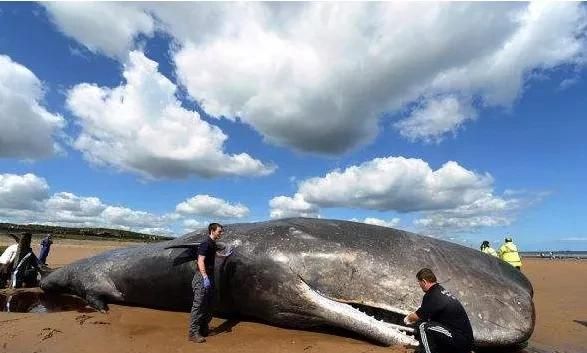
415, 283, 473, 353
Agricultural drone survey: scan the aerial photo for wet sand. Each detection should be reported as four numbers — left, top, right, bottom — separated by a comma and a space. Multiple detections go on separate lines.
0, 240, 585, 353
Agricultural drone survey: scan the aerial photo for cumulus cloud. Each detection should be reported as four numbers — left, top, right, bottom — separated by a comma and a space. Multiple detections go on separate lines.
0, 173, 49, 211
350, 217, 401, 228
44, 192, 106, 224
269, 193, 320, 219
414, 191, 541, 233
176, 194, 249, 219
298, 157, 493, 212
275, 156, 533, 233
43, 2, 155, 58
0, 173, 174, 234
183, 219, 202, 228
394, 96, 477, 143
363, 217, 401, 228
66, 51, 275, 179
170, 3, 587, 153
44, 3, 587, 153
0, 55, 65, 159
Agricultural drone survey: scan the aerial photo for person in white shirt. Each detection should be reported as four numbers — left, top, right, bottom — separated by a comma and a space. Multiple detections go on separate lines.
0, 238, 19, 287
0, 243, 18, 265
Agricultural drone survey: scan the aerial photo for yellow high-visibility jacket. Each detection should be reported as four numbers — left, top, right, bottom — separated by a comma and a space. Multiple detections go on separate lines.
498, 242, 522, 268
482, 246, 498, 257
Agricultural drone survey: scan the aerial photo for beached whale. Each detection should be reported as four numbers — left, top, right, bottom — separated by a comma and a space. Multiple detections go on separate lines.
40, 218, 534, 347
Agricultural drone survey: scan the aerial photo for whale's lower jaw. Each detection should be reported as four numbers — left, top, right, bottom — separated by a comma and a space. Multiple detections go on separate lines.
297, 279, 418, 346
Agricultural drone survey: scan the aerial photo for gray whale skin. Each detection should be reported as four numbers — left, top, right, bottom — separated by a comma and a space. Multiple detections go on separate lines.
41, 218, 534, 347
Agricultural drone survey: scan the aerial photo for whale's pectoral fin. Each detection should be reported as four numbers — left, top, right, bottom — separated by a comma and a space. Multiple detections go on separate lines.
86, 293, 109, 312
166, 243, 201, 266
164, 242, 201, 250
171, 248, 198, 266
84, 277, 124, 312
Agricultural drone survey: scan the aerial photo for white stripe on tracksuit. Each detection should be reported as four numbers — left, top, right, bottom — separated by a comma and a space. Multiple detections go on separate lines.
10, 253, 32, 288
419, 322, 452, 353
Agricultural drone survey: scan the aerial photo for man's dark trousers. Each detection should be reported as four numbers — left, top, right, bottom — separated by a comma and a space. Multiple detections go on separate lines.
189, 273, 214, 337
417, 321, 471, 353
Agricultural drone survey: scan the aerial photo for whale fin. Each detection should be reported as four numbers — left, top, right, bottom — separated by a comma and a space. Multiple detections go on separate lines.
84, 276, 124, 312
86, 293, 109, 312
164, 242, 201, 250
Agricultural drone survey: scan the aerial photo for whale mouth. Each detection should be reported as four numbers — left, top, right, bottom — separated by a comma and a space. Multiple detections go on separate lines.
297, 278, 418, 346
347, 302, 414, 331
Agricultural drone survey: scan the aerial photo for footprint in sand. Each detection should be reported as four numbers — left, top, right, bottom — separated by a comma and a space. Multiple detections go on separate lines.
39, 327, 62, 341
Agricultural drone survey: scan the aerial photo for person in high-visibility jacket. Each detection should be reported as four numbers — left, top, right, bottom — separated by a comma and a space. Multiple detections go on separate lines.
498, 237, 522, 270
480, 240, 498, 257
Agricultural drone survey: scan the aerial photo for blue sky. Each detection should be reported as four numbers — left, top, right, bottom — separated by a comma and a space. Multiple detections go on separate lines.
0, 2, 586, 251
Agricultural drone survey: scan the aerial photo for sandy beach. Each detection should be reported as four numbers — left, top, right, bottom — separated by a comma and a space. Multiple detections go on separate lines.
0, 240, 585, 353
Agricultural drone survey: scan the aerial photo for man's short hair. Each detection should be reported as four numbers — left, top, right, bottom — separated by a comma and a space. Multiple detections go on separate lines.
208, 223, 223, 234
416, 268, 437, 283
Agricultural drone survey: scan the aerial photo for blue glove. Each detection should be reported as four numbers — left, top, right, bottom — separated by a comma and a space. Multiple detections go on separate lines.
203, 276, 211, 289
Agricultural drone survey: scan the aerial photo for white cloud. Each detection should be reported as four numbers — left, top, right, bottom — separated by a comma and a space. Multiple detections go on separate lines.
298, 156, 493, 212
0, 55, 65, 159
183, 219, 202, 228
43, 2, 155, 58
413, 192, 538, 233
170, 3, 587, 152
0, 173, 174, 234
363, 217, 401, 228
44, 192, 106, 224
350, 217, 401, 228
44, 3, 586, 153
101, 206, 165, 229
274, 156, 535, 233
394, 96, 477, 143
176, 194, 249, 219
269, 193, 320, 219
428, 3, 587, 106
66, 51, 275, 179
0, 173, 49, 211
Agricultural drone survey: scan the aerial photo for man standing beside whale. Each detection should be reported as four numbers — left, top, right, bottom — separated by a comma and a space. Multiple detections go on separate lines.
403, 268, 473, 353
189, 222, 232, 343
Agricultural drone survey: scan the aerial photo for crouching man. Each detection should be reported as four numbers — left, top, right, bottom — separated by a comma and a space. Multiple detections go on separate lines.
404, 268, 473, 353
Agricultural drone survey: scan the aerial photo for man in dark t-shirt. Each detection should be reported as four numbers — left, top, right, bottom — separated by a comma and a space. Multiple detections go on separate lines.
403, 268, 473, 353
189, 223, 232, 343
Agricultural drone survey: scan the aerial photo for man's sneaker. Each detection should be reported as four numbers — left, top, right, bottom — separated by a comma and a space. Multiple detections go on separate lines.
188, 335, 206, 343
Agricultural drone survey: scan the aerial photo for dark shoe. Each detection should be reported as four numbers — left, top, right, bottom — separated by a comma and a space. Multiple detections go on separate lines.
188, 335, 206, 343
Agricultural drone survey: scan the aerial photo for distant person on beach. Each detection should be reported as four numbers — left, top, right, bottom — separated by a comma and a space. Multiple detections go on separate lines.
10, 232, 40, 288
403, 268, 473, 353
38, 234, 53, 265
480, 240, 498, 257
189, 223, 233, 343
0, 236, 19, 287
498, 236, 522, 270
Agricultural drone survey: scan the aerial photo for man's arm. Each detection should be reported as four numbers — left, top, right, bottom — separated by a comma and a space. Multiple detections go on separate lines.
404, 311, 421, 325
197, 255, 207, 277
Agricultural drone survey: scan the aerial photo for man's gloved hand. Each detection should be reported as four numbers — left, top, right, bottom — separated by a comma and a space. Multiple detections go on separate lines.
203, 276, 211, 289
225, 246, 234, 257
403, 315, 414, 326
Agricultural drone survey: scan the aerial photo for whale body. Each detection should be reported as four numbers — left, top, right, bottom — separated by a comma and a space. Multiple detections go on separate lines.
41, 218, 534, 347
